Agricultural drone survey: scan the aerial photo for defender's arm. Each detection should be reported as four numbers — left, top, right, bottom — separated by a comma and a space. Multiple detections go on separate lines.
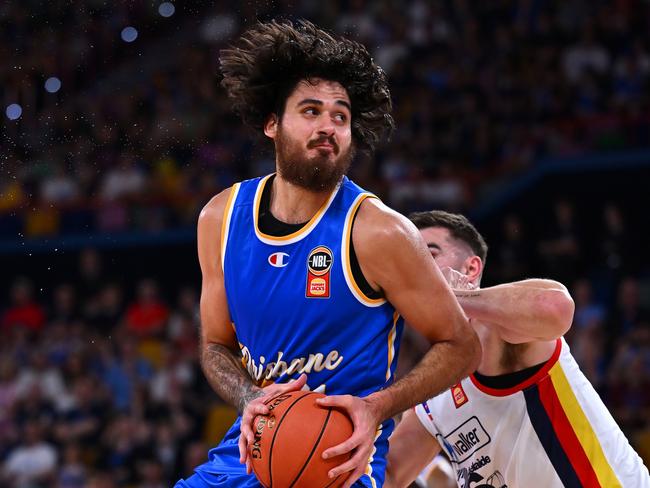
453, 278, 575, 344
385, 409, 442, 488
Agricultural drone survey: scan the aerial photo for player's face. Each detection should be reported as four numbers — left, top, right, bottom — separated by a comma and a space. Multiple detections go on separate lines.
419, 226, 470, 274
265, 79, 354, 192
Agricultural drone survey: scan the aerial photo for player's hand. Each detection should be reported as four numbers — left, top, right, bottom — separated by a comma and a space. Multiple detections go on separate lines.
440, 266, 475, 291
315, 394, 382, 488
238, 373, 308, 473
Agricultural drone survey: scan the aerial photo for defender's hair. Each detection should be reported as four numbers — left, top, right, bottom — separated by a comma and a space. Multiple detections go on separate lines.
219, 20, 394, 154
409, 210, 488, 262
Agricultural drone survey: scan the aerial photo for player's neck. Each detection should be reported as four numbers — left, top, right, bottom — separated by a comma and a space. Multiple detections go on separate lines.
473, 322, 505, 375
269, 174, 334, 224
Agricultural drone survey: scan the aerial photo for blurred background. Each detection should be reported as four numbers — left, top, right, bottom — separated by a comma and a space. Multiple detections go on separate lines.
1, 1, 650, 486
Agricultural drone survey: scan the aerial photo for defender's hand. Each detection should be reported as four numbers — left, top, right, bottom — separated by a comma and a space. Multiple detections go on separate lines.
440, 266, 475, 291
239, 374, 308, 473
316, 394, 382, 488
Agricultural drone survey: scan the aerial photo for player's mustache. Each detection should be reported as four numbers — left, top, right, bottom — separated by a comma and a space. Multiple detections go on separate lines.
308, 136, 339, 154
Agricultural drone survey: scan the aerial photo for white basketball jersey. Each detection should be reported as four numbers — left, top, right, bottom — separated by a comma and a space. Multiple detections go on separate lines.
415, 338, 649, 487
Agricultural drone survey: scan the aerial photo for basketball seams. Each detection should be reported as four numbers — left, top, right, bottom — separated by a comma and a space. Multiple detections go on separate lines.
289, 408, 333, 488
267, 391, 318, 488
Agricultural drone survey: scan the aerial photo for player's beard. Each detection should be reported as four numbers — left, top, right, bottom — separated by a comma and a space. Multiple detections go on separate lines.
275, 126, 355, 192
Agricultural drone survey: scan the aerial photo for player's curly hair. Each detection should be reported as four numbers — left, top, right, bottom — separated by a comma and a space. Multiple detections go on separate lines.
220, 20, 394, 154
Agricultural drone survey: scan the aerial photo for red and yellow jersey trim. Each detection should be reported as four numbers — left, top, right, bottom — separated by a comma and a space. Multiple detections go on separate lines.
521, 340, 624, 487
545, 361, 621, 487
469, 338, 562, 396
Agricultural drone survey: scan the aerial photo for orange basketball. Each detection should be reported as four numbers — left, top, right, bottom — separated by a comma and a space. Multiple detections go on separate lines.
249, 390, 354, 488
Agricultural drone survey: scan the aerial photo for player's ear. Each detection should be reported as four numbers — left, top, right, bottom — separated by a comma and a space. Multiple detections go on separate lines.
464, 255, 483, 284
264, 114, 278, 139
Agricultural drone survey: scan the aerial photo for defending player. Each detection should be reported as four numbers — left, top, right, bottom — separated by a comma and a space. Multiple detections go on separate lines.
385, 211, 650, 487
175, 22, 481, 488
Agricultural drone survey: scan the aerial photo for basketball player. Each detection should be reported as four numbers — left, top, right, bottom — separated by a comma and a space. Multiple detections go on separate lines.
174, 22, 480, 488
385, 211, 650, 487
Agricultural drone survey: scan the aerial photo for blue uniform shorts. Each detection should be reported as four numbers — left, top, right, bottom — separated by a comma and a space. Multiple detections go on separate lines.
174, 417, 390, 487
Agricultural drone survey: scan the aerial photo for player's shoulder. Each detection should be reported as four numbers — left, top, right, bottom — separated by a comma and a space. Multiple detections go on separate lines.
198, 174, 267, 223
198, 186, 236, 229
354, 197, 420, 249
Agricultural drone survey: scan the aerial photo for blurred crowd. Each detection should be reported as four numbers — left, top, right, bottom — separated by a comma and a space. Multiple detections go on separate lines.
1, 248, 231, 488
3, 1, 650, 238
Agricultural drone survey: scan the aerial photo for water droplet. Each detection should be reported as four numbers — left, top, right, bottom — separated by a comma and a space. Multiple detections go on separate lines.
44, 77, 62, 93
159, 2, 175, 17
121, 26, 138, 43
6, 103, 22, 120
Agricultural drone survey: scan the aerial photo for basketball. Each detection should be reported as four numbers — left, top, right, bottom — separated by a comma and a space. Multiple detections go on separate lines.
249, 390, 354, 488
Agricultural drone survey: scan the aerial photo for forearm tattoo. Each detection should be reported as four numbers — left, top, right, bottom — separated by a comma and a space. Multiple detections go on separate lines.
201, 343, 263, 413
455, 291, 481, 298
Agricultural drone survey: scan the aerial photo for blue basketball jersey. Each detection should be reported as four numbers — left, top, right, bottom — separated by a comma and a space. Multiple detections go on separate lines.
195, 174, 404, 487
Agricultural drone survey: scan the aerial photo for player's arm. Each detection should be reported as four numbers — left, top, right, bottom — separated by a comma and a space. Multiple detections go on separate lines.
197, 189, 263, 413
355, 200, 480, 420
318, 200, 480, 485
197, 189, 307, 472
452, 277, 575, 343
384, 409, 441, 488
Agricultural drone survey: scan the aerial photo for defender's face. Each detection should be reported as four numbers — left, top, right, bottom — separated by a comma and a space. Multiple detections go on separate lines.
265, 78, 354, 191
419, 226, 469, 273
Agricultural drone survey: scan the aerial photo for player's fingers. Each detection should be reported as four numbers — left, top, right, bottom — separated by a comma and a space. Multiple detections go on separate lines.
241, 404, 268, 432
342, 465, 367, 488
239, 416, 253, 438
322, 431, 362, 459
441, 266, 460, 287
289, 373, 308, 390
327, 445, 369, 479
249, 402, 270, 417
239, 419, 255, 449
272, 373, 307, 394
315, 394, 350, 409
242, 423, 256, 447
238, 433, 247, 464
242, 404, 270, 447
439, 266, 452, 282
265, 374, 308, 397
328, 457, 356, 479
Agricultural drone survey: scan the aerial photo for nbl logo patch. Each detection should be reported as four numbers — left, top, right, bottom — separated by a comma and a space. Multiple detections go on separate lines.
306, 246, 333, 298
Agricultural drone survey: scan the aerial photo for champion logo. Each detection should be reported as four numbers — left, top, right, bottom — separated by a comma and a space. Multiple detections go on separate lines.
268, 252, 290, 268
